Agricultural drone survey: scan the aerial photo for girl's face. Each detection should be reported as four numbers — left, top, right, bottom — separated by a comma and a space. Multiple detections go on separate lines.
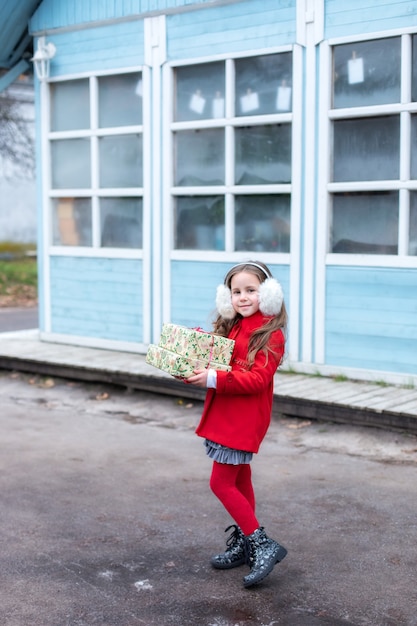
230, 271, 261, 318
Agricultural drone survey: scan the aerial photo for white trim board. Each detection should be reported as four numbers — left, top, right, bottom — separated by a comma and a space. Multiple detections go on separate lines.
39, 331, 147, 354
283, 360, 417, 388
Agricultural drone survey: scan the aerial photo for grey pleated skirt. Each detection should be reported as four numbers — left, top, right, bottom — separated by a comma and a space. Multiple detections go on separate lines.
205, 439, 253, 465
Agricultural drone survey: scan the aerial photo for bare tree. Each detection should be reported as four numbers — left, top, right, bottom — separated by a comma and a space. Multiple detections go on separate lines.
0, 79, 35, 178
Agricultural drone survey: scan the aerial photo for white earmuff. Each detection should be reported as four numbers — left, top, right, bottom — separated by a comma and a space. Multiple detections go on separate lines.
215, 284, 236, 319
258, 277, 283, 316
215, 277, 283, 318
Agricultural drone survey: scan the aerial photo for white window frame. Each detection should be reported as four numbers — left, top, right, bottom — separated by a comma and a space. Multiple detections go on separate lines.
318, 30, 417, 272
44, 66, 149, 261
165, 46, 297, 264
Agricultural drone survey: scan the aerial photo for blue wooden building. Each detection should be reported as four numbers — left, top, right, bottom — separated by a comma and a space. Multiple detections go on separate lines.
1, 0, 417, 385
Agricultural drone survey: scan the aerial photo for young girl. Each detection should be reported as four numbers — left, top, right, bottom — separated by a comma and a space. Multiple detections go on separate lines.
185, 261, 288, 588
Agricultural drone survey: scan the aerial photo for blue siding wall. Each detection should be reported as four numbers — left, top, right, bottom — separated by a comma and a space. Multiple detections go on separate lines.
325, 0, 417, 39
170, 260, 290, 330
29, 0, 417, 382
50, 256, 144, 342
325, 267, 417, 375
48, 21, 144, 76
168, 0, 296, 59
33, 0, 295, 73
31, 0, 243, 31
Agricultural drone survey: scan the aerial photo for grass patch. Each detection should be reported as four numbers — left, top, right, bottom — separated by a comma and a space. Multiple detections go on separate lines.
0, 258, 37, 292
0, 242, 37, 306
331, 373, 348, 382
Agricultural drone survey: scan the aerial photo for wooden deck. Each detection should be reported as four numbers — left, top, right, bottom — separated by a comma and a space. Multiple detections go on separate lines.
0, 330, 416, 434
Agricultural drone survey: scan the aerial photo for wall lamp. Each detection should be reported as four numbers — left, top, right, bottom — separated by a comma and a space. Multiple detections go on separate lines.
31, 36, 56, 81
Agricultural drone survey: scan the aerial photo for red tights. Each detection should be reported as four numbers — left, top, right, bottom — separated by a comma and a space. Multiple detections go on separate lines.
209, 461, 259, 536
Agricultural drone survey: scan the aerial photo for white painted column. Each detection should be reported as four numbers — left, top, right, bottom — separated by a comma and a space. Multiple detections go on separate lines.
144, 15, 166, 343
39, 79, 52, 333
315, 40, 331, 365
296, 0, 324, 365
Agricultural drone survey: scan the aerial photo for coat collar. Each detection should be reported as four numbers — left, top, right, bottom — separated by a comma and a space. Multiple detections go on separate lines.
231, 310, 269, 337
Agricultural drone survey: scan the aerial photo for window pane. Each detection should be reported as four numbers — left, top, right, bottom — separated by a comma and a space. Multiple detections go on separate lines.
99, 73, 142, 127
331, 192, 398, 254
412, 35, 417, 102
52, 198, 92, 246
100, 198, 142, 248
174, 62, 225, 122
333, 116, 399, 182
174, 196, 224, 250
50, 79, 90, 131
410, 193, 417, 255
99, 135, 142, 188
235, 124, 291, 184
235, 195, 290, 252
410, 115, 417, 179
333, 38, 401, 108
235, 53, 292, 116
174, 129, 224, 186
51, 139, 91, 189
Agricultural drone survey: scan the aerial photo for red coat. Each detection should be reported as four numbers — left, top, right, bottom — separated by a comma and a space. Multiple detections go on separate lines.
195, 310, 285, 454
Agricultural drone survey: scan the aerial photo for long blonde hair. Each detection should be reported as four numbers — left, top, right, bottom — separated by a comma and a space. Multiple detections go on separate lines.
213, 261, 287, 366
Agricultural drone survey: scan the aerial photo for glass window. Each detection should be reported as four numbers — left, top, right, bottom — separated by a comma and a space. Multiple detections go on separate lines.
172, 52, 292, 252
330, 35, 417, 256
51, 139, 91, 189
49, 71, 143, 249
175, 62, 225, 122
331, 192, 398, 254
333, 38, 401, 108
175, 196, 224, 250
235, 195, 290, 252
99, 135, 143, 188
50, 79, 90, 131
411, 115, 417, 179
98, 73, 143, 127
100, 198, 143, 248
235, 124, 291, 184
333, 116, 400, 182
410, 193, 417, 255
235, 53, 292, 116
412, 35, 417, 102
174, 129, 225, 186
52, 198, 92, 246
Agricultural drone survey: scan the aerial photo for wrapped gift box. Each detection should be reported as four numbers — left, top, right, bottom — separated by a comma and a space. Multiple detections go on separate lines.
146, 344, 232, 378
145, 323, 235, 378
158, 323, 234, 366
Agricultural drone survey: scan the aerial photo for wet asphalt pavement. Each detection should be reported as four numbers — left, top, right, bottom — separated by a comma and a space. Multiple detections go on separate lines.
1, 370, 417, 626
0, 306, 38, 332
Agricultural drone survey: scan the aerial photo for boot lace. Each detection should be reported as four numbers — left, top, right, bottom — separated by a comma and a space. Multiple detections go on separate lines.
224, 524, 242, 550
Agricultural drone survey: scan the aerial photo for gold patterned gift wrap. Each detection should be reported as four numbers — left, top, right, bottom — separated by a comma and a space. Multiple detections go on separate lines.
145, 344, 232, 378
145, 324, 235, 378
158, 323, 235, 366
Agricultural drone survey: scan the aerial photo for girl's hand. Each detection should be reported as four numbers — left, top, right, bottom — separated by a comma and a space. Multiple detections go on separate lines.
184, 369, 209, 388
